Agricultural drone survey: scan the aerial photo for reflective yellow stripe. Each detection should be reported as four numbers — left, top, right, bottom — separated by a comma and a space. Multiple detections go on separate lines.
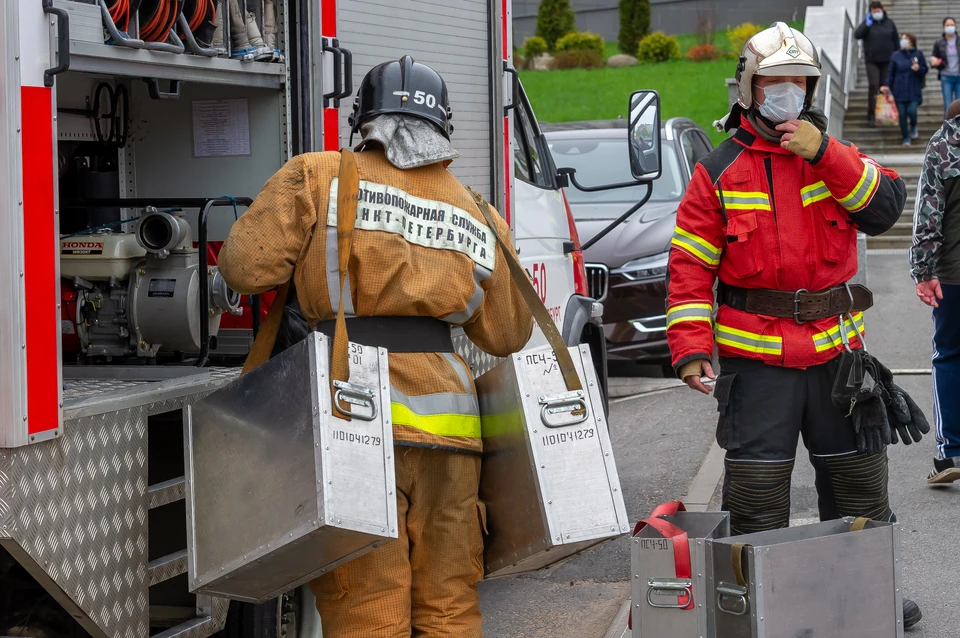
800, 181, 832, 207
671, 227, 721, 266
666, 302, 713, 329
391, 402, 481, 438
812, 313, 866, 352
715, 323, 783, 355
715, 190, 772, 211
837, 161, 880, 212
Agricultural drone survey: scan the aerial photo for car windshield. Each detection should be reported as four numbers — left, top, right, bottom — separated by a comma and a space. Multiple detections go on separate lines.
548, 135, 684, 212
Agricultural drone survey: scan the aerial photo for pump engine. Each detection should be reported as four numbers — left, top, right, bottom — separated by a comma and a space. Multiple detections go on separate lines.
60, 207, 241, 360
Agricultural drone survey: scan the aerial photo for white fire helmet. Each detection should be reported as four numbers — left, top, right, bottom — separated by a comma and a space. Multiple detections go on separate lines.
735, 22, 822, 111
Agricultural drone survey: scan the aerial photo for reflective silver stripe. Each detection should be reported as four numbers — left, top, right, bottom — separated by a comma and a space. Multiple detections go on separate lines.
390, 384, 480, 417
723, 196, 770, 206
715, 325, 783, 354
443, 353, 473, 392
665, 305, 712, 328
813, 315, 865, 350
839, 162, 879, 211
325, 226, 355, 316
441, 265, 491, 324
801, 183, 831, 206
671, 230, 721, 265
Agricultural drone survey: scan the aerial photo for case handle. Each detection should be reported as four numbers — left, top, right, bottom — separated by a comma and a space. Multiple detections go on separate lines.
716, 582, 749, 616
43, 0, 71, 87
646, 578, 693, 609
539, 391, 588, 427
333, 380, 378, 421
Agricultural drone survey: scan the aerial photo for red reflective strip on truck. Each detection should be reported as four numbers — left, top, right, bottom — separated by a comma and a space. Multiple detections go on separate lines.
321, 0, 340, 151
322, 0, 336, 36
21, 86, 59, 435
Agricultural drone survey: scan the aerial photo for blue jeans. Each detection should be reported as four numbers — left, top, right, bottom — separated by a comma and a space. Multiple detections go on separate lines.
897, 101, 918, 140
933, 283, 960, 458
941, 75, 960, 114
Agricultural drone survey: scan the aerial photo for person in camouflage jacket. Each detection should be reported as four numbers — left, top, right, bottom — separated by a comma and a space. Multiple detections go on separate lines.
911, 97, 960, 483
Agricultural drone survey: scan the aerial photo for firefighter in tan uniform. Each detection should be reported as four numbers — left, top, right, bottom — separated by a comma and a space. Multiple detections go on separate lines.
218, 57, 533, 637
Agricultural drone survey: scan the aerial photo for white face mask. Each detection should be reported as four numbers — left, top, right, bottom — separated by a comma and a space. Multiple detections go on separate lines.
757, 82, 806, 124
901, 39, 911, 49
872, 11, 885, 21
946, 25, 957, 35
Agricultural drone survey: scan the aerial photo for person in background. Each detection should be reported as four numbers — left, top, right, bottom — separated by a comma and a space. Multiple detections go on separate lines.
856, 1, 900, 127
882, 32, 927, 146
911, 97, 960, 485
930, 17, 960, 116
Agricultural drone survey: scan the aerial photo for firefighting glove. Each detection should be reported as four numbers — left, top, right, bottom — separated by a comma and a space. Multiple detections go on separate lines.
831, 349, 864, 413
784, 119, 824, 161
868, 354, 931, 445
678, 359, 704, 381
850, 367, 892, 455
885, 382, 931, 445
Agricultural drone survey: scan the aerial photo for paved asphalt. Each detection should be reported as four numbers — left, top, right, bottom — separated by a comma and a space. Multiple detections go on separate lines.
479, 253, 958, 637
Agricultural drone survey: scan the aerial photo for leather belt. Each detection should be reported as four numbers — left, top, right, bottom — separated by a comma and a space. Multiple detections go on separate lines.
718, 283, 873, 323
313, 316, 454, 353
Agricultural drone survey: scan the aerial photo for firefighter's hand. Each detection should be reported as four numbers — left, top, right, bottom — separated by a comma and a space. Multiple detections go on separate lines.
778, 120, 823, 160
917, 279, 943, 307
680, 359, 716, 395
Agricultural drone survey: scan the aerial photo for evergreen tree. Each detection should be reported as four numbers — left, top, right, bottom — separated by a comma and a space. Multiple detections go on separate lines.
536, 0, 576, 51
619, 0, 651, 57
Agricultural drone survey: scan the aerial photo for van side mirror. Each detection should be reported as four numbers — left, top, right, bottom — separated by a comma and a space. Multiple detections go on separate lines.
628, 90, 662, 181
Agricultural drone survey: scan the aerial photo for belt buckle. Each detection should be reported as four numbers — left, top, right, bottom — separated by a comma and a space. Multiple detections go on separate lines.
794, 288, 809, 324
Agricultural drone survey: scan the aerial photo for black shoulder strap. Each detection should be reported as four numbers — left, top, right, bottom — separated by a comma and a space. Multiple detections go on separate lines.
698, 135, 748, 185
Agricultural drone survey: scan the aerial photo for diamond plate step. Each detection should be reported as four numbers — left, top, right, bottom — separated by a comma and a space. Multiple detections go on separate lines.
148, 549, 188, 586
148, 476, 186, 510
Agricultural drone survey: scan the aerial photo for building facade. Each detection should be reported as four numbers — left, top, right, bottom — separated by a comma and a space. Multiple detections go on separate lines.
513, 0, 822, 46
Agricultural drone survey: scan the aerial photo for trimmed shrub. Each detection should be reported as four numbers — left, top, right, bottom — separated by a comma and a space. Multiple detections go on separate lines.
637, 31, 679, 63
553, 49, 605, 69
536, 0, 576, 50
523, 35, 549, 60
686, 43, 720, 62
727, 22, 764, 58
618, 0, 651, 60
555, 31, 605, 57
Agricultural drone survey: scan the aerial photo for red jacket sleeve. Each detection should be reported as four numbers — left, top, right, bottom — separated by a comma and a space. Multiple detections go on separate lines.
666, 163, 724, 371
808, 136, 906, 236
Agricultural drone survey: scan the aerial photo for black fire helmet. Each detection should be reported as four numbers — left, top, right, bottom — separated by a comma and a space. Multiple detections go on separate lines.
348, 55, 454, 141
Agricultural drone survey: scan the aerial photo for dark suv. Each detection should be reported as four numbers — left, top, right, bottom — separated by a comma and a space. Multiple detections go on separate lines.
544, 118, 715, 366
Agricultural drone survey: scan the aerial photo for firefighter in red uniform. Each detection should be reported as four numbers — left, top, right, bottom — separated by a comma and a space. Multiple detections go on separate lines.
666, 23, 923, 627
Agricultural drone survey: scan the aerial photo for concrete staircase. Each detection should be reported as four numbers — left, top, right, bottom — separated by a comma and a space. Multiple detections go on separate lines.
841, 0, 954, 249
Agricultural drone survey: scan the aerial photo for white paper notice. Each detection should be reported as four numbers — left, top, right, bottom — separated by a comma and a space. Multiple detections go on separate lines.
192, 98, 251, 157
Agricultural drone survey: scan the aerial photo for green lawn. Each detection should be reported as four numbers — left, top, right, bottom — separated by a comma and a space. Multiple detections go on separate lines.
522, 60, 733, 146
531, 21, 806, 146
603, 20, 803, 58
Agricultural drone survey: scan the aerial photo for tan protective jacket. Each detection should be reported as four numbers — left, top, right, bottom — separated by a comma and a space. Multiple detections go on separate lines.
218, 149, 533, 453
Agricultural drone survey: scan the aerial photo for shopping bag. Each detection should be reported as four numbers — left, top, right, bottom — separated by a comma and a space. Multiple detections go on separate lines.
874, 92, 899, 127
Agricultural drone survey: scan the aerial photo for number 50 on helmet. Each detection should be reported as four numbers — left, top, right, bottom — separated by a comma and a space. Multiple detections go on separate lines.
735, 22, 822, 111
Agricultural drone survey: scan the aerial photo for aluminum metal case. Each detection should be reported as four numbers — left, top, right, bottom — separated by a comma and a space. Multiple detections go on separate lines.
184, 332, 397, 603
476, 343, 629, 578
632, 511, 730, 638
709, 517, 903, 638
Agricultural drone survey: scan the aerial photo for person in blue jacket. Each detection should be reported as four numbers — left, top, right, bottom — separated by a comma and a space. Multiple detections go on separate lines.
883, 32, 928, 145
